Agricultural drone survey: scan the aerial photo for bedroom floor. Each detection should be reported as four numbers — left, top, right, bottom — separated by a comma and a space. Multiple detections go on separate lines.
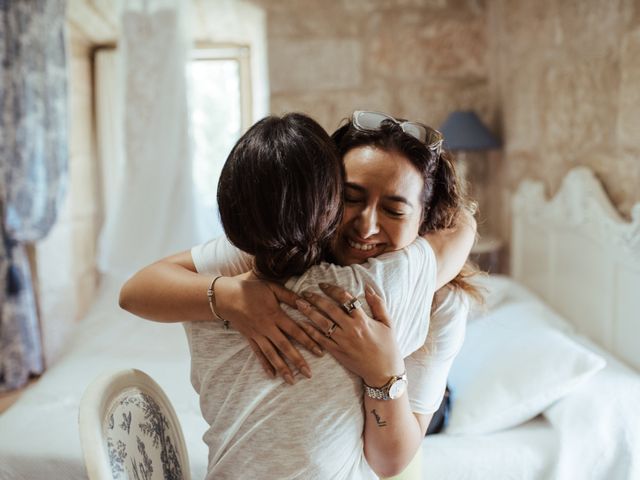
0, 380, 37, 414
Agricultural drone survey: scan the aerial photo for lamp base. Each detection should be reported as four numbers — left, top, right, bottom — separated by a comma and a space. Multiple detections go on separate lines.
454, 151, 469, 196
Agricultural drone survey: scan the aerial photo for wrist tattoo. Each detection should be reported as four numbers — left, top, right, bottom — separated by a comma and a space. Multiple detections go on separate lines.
370, 409, 387, 427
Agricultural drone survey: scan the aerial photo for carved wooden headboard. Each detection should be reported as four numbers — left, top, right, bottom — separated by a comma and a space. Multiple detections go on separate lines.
511, 167, 640, 371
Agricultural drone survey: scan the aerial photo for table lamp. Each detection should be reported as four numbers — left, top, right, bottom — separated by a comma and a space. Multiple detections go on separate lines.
440, 110, 503, 271
439, 110, 501, 191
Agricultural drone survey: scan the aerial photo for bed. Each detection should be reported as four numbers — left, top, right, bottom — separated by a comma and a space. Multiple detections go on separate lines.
0, 167, 639, 479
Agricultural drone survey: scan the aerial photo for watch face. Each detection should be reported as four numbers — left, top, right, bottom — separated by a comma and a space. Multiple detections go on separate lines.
389, 378, 408, 399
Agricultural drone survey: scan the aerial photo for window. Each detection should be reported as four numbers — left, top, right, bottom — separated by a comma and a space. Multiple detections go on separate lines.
187, 45, 251, 240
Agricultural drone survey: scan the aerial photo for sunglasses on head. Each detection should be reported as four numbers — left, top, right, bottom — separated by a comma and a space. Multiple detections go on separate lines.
351, 110, 444, 155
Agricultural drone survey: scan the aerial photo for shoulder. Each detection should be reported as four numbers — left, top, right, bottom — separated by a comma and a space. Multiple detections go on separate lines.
288, 238, 436, 294
380, 237, 434, 260
191, 236, 253, 275
372, 237, 437, 290
363, 237, 436, 273
427, 286, 469, 347
432, 285, 470, 318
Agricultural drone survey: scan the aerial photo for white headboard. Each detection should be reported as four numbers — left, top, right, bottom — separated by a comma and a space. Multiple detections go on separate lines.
511, 167, 640, 371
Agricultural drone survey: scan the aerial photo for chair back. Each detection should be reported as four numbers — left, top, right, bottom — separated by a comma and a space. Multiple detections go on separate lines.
79, 368, 191, 480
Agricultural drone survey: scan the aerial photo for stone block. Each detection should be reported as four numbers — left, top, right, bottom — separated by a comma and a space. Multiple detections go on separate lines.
250, 0, 327, 13
553, 0, 628, 60
269, 39, 363, 93
266, 5, 362, 37
365, 10, 487, 80
618, 28, 640, 149
497, 0, 564, 60
393, 78, 491, 129
271, 87, 395, 133
341, 0, 448, 12
499, 61, 543, 152
539, 58, 619, 155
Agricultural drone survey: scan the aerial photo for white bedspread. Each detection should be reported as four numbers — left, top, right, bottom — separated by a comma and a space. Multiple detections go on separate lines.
0, 275, 638, 479
0, 277, 208, 479
544, 339, 640, 480
423, 417, 558, 479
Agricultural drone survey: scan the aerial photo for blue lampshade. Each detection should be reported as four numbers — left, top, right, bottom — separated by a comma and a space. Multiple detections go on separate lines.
439, 111, 501, 151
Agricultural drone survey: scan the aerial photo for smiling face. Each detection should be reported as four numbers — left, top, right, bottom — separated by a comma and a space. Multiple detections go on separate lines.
331, 145, 425, 266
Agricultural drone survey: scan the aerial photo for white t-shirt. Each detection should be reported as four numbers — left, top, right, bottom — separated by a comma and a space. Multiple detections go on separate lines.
186, 236, 467, 479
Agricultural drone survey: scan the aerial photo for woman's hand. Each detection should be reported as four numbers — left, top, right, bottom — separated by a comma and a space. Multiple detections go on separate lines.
215, 274, 325, 384
297, 284, 429, 478
294, 283, 405, 387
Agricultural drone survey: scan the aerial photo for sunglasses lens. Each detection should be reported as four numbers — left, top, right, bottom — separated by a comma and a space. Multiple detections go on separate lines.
401, 123, 427, 143
355, 111, 393, 130
352, 111, 442, 153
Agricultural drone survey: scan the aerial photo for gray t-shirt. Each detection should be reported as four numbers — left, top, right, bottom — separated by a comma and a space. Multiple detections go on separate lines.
187, 236, 452, 479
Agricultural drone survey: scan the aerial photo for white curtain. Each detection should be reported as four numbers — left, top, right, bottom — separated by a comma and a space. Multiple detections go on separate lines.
97, 0, 199, 277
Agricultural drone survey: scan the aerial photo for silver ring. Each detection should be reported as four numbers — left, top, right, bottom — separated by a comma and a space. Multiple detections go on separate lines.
341, 298, 362, 316
325, 322, 338, 338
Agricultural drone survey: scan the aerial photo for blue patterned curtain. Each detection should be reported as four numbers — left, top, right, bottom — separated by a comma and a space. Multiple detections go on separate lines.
0, 0, 68, 392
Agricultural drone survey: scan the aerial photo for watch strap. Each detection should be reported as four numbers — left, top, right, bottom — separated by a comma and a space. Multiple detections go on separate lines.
364, 371, 407, 401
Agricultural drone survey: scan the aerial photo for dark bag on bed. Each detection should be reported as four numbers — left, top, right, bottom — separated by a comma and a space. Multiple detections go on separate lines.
426, 385, 451, 435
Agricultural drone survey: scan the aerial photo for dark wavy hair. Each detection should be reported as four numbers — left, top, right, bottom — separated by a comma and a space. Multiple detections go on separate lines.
218, 113, 344, 280
331, 119, 481, 300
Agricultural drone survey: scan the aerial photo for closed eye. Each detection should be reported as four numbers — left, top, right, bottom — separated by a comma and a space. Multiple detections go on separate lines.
344, 195, 364, 204
384, 208, 406, 217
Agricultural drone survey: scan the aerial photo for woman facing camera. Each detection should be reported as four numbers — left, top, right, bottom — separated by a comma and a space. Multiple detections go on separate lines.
120, 111, 477, 479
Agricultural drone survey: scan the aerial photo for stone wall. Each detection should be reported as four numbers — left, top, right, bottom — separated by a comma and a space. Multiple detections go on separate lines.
251, 0, 492, 133
34, 24, 101, 365
252, 0, 640, 272
249, 0, 504, 256
487, 0, 640, 251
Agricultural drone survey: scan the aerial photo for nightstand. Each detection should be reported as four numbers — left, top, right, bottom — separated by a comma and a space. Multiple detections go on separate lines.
470, 235, 503, 273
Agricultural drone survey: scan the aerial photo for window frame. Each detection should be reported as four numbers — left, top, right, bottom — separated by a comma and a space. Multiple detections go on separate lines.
191, 43, 252, 132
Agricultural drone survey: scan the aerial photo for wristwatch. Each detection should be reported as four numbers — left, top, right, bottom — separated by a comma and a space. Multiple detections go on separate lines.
364, 371, 408, 400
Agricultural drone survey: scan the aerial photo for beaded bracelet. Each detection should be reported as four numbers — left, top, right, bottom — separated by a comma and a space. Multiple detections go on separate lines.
207, 276, 229, 330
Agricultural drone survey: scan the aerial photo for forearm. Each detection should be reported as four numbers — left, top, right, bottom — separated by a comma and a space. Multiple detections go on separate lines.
119, 259, 213, 323
297, 284, 429, 475
363, 392, 424, 477
423, 208, 477, 290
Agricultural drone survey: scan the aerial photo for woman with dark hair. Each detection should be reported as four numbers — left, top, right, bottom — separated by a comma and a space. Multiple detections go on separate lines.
120, 111, 476, 479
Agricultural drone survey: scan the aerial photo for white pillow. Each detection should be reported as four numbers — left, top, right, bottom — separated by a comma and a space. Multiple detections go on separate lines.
446, 301, 606, 435
467, 274, 541, 321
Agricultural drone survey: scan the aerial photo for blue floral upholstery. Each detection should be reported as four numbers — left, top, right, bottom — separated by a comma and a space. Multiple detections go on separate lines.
105, 389, 184, 480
